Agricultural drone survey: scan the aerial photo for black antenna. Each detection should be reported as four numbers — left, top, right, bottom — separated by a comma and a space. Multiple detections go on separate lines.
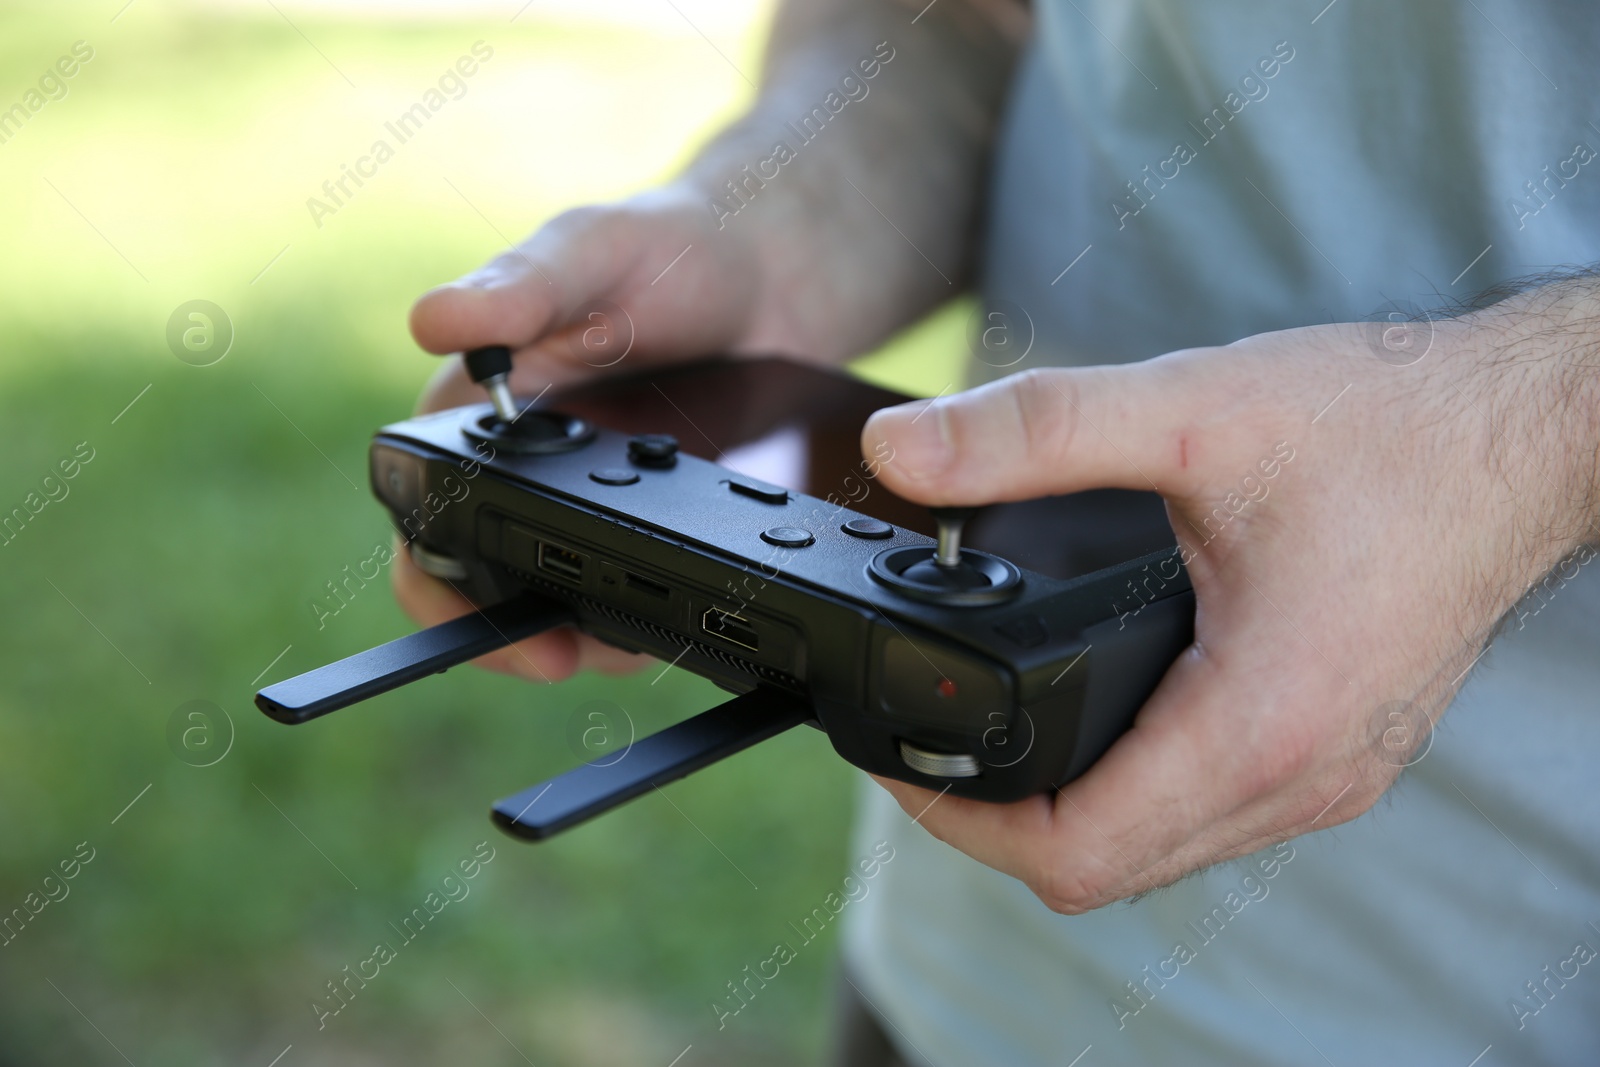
491, 688, 812, 840
256, 593, 572, 724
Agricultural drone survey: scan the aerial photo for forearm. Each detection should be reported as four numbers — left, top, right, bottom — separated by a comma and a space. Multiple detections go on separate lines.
674, 0, 1026, 361
1448, 271, 1600, 560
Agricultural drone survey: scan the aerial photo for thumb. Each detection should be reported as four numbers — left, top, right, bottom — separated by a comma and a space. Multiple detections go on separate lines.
862, 362, 1221, 505
409, 204, 650, 357
409, 244, 568, 357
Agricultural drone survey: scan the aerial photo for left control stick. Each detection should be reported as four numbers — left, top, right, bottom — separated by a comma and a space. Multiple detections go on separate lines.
464, 344, 519, 423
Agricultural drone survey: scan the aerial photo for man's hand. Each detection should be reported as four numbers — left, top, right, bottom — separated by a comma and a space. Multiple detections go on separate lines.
395, 185, 783, 682
390, 0, 1023, 682
861, 291, 1600, 914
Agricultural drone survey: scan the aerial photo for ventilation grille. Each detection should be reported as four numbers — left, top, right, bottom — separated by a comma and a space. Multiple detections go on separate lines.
504, 567, 802, 691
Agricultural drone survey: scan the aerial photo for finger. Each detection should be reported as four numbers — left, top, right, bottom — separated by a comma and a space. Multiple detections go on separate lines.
1156, 696, 1404, 871
881, 644, 1300, 913
861, 358, 1238, 505
390, 545, 581, 683
575, 639, 653, 677
409, 205, 639, 357
409, 248, 566, 357
871, 774, 1058, 870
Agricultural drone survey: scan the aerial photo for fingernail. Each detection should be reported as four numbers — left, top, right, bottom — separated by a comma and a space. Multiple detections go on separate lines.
870, 399, 953, 481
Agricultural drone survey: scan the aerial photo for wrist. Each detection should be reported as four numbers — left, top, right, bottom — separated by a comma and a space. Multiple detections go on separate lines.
1447, 274, 1600, 552
663, 3, 1024, 362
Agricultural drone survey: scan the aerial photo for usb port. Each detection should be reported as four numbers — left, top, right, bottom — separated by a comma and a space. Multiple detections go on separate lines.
623, 572, 671, 600
536, 542, 585, 583
701, 608, 759, 653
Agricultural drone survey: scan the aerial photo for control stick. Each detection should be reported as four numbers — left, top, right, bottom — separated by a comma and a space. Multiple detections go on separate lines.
458, 346, 596, 454
464, 345, 519, 423
930, 506, 977, 569
886, 505, 997, 597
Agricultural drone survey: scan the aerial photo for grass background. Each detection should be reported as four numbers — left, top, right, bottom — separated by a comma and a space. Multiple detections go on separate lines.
0, 2, 967, 1064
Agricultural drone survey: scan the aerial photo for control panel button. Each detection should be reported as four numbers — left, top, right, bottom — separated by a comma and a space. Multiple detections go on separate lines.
760, 526, 814, 548
899, 741, 981, 779
726, 474, 789, 505
627, 434, 679, 468
841, 517, 893, 539
589, 468, 640, 486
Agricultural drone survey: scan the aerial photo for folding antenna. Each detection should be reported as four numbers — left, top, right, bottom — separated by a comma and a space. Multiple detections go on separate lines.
491, 688, 812, 841
256, 593, 814, 842
255, 593, 572, 724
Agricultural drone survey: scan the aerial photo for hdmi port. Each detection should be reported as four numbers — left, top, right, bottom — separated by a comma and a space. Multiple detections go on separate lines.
536, 542, 585, 583
701, 608, 759, 653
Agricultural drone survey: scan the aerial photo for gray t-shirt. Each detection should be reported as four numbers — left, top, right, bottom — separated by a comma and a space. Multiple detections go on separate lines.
843, 2, 1600, 1063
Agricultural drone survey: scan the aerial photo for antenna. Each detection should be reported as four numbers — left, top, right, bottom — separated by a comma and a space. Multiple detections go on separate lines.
491, 687, 812, 840
256, 593, 572, 724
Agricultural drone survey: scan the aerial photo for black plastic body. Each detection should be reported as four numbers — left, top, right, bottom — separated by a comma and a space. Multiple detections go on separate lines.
372, 358, 1194, 802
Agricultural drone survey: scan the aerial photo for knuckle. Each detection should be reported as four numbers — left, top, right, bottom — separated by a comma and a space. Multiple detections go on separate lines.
1146, 352, 1272, 491
1009, 368, 1080, 468
1246, 722, 1321, 794
542, 202, 610, 238
1030, 860, 1103, 916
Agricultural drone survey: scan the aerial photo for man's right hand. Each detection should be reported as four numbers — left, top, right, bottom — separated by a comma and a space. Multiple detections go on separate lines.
395, 184, 785, 683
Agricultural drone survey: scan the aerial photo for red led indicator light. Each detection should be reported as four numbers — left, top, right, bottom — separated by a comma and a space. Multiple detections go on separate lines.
936, 677, 958, 699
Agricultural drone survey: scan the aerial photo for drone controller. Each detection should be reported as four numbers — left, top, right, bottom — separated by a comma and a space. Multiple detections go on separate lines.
256, 350, 1194, 841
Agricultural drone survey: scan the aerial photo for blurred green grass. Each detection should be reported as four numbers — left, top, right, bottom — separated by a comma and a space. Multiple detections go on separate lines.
0, 3, 966, 1065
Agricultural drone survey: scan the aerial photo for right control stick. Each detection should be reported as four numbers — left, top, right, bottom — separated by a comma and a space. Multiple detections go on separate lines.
891, 506, 994, 596
930, 506, 978, 568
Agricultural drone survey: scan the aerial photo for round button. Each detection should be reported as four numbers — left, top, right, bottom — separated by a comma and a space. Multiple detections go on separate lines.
627, 434, 679, 467
841, 517, 893, 539
589, 468, 640, 486
409, 543, 468, 580
899, 741, 981, 779
761, 526, 814, 548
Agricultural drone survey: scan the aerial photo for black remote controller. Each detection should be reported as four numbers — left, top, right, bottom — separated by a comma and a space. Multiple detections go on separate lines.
256, 353, 1193, 841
